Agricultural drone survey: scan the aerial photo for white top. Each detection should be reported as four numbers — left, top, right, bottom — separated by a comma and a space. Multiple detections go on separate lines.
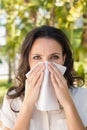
0, 87, 87, 130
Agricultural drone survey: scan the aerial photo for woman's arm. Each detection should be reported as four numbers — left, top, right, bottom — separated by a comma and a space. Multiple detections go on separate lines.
13, 64, 44, 130
13, 100, 34, 130
1, 101, 34, 130
2, 127, 10, 130
2, 63, 44, 130
64, 98, 85, 130
48, 63, 86, 130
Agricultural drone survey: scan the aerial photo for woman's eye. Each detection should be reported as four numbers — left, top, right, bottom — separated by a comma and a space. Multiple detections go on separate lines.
51, 55, 59, 60
33, 56, 41, 60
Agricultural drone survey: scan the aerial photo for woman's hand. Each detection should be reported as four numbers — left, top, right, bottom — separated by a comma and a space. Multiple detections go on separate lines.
24, 63, 45, 108
48, 62, 73, 109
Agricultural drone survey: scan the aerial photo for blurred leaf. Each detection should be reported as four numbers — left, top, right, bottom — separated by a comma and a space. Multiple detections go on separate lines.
0, 59, 3, 64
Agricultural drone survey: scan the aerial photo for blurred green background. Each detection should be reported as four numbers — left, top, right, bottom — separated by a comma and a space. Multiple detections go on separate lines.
0, 0, 87, 105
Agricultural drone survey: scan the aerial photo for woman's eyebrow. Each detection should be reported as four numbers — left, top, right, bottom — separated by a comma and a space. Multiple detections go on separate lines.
50, 53, 61, 56
32, 54, 42, 56
31, 53, 61, 56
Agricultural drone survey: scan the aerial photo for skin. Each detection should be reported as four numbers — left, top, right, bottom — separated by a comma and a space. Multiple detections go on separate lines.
2, 38, 87, 130
29, 38, 66, 67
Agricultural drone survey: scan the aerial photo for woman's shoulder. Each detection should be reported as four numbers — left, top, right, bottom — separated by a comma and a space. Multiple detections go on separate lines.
0, 95, 23, 129
1, 94, 23, 112
70, 87, 87, 126
70, 87, 87, 98
69, 86, 87, 108
3, 94, 23, 103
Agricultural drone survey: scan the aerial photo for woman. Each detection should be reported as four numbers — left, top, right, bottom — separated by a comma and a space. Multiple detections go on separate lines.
0, 25, 87, 130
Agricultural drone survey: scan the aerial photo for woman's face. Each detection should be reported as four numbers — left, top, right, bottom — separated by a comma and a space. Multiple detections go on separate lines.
29, 38, 66, 68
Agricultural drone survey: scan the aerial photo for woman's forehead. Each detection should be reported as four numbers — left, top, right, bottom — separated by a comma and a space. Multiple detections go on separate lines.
30, 38, 63, 54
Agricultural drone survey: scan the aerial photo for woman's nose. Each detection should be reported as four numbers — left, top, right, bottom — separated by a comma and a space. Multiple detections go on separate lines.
42, 57, 50, 62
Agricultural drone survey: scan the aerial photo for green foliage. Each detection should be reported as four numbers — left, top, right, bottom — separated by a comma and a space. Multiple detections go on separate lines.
77, 64, 85, 78
0, 59, 2, 64
0, 0, 87, 83
0, 80, 13, 104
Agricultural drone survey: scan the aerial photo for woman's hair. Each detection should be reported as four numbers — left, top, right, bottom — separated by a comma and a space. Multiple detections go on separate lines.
7, 25, 82, 99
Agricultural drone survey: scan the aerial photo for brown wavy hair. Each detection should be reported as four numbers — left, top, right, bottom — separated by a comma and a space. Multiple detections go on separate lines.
7, 25, 83, 99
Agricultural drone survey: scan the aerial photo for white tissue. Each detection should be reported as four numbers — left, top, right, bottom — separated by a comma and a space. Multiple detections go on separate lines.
26, 61, 66, 111
25, 62, 43, 78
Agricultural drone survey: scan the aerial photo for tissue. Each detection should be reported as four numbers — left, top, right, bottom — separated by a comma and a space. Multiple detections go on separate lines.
26, 61, 66, 111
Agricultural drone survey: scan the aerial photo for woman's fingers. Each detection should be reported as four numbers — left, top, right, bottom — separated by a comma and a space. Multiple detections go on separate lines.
26, 63, 45, 91
34, 71, 44, 95
25, 63, 45, 105
48, 62, 72, 107
29, 68, 44, 88
25, 71, 44, 106
50, 72, 59, 90
48, 62, 67, 86
27, 62, 45, 82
